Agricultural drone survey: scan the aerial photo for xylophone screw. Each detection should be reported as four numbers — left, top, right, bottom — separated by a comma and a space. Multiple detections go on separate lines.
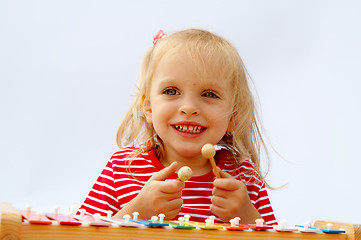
151, 216, 158, 224
279, 219, 287, 230
107, 210, 113, 219
234, 217, 240, 225
158, 213, 165, 223
54, 206, 59, 219
178, 217, 185, 226
79, 209, 86, 219
184, 214, 190, 224
327, 223, 333, 231
26, 205, 32, 218
230, 219, 236, 228
205, 218, 212, 227
36, 211, 42, 221
209, 215, 215, 225
255, 218, 264, 227
123, 214, 131, 223
132, 212, 139, 221
304, 220, 312, 231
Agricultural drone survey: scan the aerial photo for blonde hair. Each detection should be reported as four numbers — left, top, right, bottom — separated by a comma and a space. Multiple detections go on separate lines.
117, 29, 267, 180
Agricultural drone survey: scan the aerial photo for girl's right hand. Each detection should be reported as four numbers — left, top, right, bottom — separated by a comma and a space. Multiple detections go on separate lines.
115, 162, 185, 220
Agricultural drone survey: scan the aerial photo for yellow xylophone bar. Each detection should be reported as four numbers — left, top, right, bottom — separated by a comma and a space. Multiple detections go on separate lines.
1, 202, 360, 240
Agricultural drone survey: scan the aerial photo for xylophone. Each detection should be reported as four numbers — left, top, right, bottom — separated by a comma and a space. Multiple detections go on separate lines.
1, 202, 360, 240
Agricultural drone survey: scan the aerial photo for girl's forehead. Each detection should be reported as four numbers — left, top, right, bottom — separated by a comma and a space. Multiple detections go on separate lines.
155, 50, 231, 83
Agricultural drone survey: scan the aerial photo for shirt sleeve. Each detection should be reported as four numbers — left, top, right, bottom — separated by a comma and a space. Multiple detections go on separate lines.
238, 159, 277, 225
253, 181, 277, 225
77, 159, 121, 216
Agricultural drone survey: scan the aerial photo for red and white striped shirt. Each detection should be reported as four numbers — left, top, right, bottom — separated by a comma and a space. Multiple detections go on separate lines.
80, 147, 277, 225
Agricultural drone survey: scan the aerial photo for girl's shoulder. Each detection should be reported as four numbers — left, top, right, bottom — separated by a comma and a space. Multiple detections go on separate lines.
109, 147, 156, 164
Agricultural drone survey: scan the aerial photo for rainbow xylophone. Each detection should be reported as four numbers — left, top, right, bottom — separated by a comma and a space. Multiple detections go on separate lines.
1, 202, 360, 240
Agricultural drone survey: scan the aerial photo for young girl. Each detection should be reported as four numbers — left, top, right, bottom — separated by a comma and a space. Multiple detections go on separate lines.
79, 29, 277, 225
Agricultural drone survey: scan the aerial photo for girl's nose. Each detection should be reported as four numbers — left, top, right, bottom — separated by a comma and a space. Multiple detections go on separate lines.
179, 102, 199, 116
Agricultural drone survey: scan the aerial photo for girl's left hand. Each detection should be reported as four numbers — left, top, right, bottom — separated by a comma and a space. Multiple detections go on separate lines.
210, 168, 261, 224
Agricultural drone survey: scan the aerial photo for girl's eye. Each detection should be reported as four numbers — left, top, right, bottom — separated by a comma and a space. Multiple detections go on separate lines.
202, 90, 219, 98
163, 88, 179, 95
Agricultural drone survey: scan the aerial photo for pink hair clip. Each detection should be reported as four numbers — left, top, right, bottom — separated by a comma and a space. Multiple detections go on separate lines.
153, 30, 167, 45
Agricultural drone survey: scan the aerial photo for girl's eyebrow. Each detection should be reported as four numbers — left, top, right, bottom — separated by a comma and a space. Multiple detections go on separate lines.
202, 81, 228, 93
156, 77, 178, 85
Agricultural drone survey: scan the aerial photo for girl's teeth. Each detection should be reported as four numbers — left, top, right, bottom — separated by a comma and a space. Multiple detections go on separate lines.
175, 125, 202, 133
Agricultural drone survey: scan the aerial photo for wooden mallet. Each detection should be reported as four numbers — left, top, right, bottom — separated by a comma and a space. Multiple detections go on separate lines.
201, 144, 220, 178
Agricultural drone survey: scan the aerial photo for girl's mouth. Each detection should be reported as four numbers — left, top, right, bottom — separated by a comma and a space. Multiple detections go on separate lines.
173, 125, 205, 134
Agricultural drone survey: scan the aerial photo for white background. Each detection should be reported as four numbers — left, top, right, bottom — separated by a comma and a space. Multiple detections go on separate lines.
1, 0, 360, 225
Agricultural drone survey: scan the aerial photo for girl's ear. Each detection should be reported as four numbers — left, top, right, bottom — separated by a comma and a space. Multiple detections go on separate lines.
227, 116, 234, 132
142, 96, 153, 124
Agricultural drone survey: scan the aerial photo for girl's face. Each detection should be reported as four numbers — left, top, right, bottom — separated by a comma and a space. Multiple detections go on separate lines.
144, 52, 234, 165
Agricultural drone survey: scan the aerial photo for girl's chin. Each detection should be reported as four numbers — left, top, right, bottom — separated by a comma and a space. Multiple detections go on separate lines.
163, 140, 214, 158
